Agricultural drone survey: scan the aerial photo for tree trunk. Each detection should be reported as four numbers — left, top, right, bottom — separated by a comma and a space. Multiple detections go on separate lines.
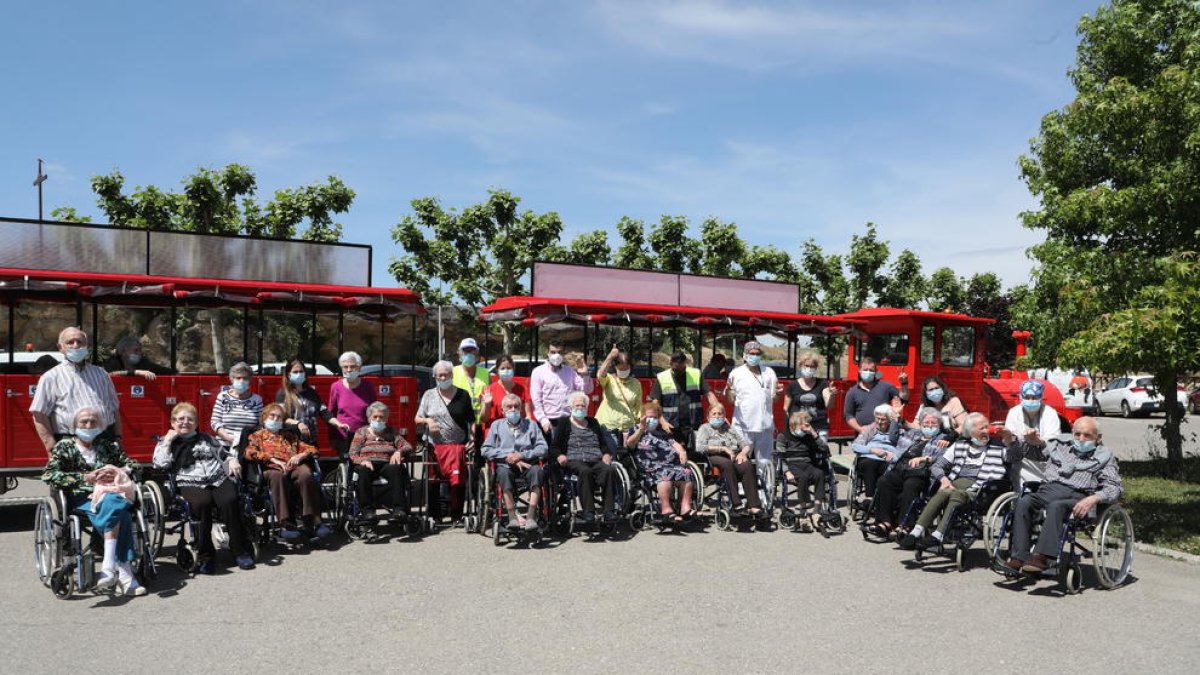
501, 323, 513, 355
211, 312, 228, 374
1160, 371, 1183, 468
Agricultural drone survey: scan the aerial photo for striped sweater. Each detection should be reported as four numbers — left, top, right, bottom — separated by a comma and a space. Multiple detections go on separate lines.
930, 440, 1007, 492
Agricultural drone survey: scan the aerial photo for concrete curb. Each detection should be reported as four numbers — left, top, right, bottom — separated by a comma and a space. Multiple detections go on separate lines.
1134, 541, 1200, 565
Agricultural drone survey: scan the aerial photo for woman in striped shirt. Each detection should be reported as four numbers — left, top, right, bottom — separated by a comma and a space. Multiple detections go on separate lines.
348, 401, 414, 518
210, 362, 264, 449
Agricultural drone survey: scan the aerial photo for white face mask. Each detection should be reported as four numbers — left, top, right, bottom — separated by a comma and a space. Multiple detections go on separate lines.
547, 353, 564, 367
615, 368, 631, 379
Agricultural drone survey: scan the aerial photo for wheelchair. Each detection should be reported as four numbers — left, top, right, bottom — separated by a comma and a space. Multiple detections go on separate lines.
240, 457, 338, 549
708, 454, 776, 532
624, 451, 702, 533
33, 483, 160, 599
774, 453, 845, 536
329, 451, 425, 541
984, 485, 1134, 594
143, 472, 259, 572
482, 459, 553, 546
859, 471, 935, 543
545, 457, 631, 538
911, 479, 1012, 572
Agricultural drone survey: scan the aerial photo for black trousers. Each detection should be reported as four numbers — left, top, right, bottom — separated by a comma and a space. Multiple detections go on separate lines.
180, 480, 252, 562
566, 459, 615, 513
1012, 482, 1088, 561
874, 467, 930, 525
354, 461, 410, 511
784, 460, 826, 505
856, 457, 888, 498
709, 455, 761, 509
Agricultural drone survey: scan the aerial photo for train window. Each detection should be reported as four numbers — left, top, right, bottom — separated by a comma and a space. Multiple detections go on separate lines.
856, 333, 910, 366
0, 302, 9, 370
179, 308, 245, 374
262, 310, 318, 367
941, 325, 976, 367
87, 304, 173, 374
342, 311, 383, 372
315, 313, 342, 373
920, 325, 936, 364
7, 301, 78, 373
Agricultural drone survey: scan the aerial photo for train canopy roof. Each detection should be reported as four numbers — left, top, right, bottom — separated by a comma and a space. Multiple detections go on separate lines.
478, 296, 864, 335
0, 268, 424, 316
833, 307, 996, 326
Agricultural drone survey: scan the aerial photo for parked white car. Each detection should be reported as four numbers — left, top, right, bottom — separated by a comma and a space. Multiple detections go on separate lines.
1096, 375, 1189, 418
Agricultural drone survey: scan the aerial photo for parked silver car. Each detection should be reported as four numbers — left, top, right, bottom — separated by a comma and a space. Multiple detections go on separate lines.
1096, 375, 1189, 418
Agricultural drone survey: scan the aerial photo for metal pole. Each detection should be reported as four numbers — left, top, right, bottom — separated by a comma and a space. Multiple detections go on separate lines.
437, 306, 444, 360
169, 304, 177, 372
242, 306, 250, 365
256, 306, 264, 371
648, 327, 654, 372
34, 159, 46, 222
6, 301, 14, 366
310, 310, 318, 367
379, 312, 386, 368
90, 302, 98, 362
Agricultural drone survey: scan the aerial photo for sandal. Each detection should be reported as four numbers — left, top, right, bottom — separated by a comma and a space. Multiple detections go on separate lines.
679, 509, 698, 519
662, 511, 685, 523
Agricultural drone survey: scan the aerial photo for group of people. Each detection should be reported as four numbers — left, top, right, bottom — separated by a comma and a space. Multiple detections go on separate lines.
33, 325, 1125, 597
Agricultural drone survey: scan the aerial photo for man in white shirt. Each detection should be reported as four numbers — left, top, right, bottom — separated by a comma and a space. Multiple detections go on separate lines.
724, 341, 783, 469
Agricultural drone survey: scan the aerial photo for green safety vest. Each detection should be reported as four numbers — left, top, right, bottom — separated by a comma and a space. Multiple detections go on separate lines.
656, 368, 704, 428
453, 364, 490, 421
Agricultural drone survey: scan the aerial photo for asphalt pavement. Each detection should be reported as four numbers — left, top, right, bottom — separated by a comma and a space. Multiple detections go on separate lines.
1, 459, 1198, 675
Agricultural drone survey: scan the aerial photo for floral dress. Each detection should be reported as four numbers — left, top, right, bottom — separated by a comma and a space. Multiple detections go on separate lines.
633, 429, 689, 483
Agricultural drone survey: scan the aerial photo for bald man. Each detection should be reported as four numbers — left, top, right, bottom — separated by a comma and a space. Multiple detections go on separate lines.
1002, 416, 1123, 574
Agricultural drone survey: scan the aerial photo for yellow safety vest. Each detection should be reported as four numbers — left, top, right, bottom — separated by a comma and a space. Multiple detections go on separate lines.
656, 368, 704, 427
453, 364, 490, 420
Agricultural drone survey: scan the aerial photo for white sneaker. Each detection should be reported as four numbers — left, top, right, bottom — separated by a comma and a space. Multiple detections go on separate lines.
122, 580, 148, 597
94, 570, 118, 590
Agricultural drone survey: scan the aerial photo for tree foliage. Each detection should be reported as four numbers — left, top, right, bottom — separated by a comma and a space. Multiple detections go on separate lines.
1018, 0, 1200, 463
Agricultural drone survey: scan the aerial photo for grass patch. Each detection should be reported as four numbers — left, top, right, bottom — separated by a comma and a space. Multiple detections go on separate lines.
1120, 457, 1200, 556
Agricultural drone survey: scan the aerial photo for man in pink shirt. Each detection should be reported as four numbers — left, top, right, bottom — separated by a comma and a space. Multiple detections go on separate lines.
529, 340, 593, 434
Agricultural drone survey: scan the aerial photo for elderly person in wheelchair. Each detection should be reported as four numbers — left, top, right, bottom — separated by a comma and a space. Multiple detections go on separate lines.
154, 402, 255, 573
482, 393, 548, 531
899, 412, 1006, 551
42, 406, 147, 596
851, 403, 904, 511
348, 401, 414, 521
869, 407, 953, 539
244, 403, 331, 540
1002, 416, 1122, 575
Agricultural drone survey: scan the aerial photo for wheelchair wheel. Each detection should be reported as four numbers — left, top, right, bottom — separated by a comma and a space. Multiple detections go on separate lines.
176, 543, 195, 572
1064, 563, 1083, 595
758, 461, 776, 514
612, 462, 631, 517
477, 463, 493, 536
983, 491, 1015, 568
132, 505, 157, 581
405, 517, 423, 538
50, 568, 74, 599
1093, 505, 1134, 589
329, 463, 348, 527
955, 545, 968, 572
686, 461, 706, 513
344, 516, 371, 541
139, 481, 166, 559
33, 497, 61, 587
779, 509, 797, 530
628, 509, 646, 531
714, 508, 732, 531
492, 520, 503, 547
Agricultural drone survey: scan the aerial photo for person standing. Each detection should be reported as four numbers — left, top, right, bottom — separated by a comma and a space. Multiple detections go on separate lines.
529, 340, 592, 436
594, 344, 642, 435
648, 352, 720, 446
724, 342, 782, 468
842, 356, 908, 434
30, 326, 121, 450
452, 337, 490, 423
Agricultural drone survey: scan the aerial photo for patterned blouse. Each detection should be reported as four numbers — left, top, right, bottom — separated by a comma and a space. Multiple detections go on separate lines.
43, 437, 139, 500
348, 426, 413, 462
243, 429, 318, 465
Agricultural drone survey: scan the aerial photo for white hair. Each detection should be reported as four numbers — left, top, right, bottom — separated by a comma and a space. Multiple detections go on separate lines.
57, 326, 87, 347
502, 393, 523, 409
873, 403, 894, 418
963, 412, 989, 436
568, 391, 590, 407
366, 401, 389, 418
338, 351, 362, 367
432, 360, 454, 375
917, 407, 941, 424
73, 406, 100, 426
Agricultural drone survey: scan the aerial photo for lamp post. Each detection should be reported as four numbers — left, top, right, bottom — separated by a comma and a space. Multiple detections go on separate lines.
32, 159, 47, 221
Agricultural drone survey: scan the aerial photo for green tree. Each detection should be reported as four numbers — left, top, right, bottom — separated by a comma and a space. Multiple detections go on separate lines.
875, 249, 926, 309
846, 223, 890, 308
613, 216, 654, 269
1017, 0, 1200, 463
49, 206, 91, 223
390, 189, 569, 354
926, 267, 965, 312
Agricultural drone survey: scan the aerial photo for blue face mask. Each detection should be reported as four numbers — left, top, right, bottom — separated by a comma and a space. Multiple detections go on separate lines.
264, 419, 283, 432
1021, 399, 1042, 412
970, 436, 989, 447
65, 347, 89, 363
436, 378, 454, 390
709, 418, 725, 429
370, 420, 386, 432
232, 379, 250, 392
74, 427, 102, 442
799, 367, 816, 379
289, 372, 306, 385
505, 410, 521, 425
498, 368, 514, 381
859, 370, 876, 382
926, 388, 944, 403
571, 408, 587, 420
645, 417, 659, 430
921, 426, 938, 438
461, 353, 478, 367
126, 353, 142, 365
745, 354, 762, 367
1071, 439, 1097, 455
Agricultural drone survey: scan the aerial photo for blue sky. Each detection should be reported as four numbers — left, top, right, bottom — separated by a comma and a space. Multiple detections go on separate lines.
0, 1, 1103, 291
